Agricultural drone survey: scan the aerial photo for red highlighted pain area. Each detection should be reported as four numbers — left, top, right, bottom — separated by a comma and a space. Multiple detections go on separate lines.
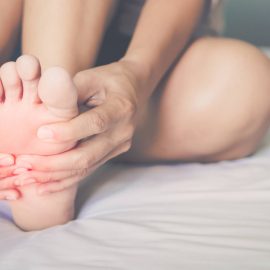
0, 55, 79, 156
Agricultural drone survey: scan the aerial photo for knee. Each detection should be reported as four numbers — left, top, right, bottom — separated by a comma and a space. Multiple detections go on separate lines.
168, 38, 270, 161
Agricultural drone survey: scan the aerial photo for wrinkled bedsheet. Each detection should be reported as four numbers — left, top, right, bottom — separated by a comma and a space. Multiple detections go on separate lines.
1, 132, 270, 270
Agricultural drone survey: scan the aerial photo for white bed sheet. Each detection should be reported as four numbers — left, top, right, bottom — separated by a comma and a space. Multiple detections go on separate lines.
1, 50, 270, 270
0, 133, 270, 270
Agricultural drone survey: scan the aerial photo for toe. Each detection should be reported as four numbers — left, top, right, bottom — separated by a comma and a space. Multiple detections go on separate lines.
0, 80, 4, 102
38, 67, 78, 119
16, 55, 41, 103
0, 62, 22, 102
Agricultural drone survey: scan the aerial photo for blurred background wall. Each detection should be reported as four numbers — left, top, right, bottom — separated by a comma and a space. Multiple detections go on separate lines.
224, 0, 270, 46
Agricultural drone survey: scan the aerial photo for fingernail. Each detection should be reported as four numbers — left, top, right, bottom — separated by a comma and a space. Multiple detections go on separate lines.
0, 156, 14, 166
6, 195, 18, 201
37, 127, 54, 140
13, 168, 29, 175
16, 161, 32, 170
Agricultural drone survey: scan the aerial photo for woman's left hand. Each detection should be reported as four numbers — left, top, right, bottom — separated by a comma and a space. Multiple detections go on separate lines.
13, 61, 141, 194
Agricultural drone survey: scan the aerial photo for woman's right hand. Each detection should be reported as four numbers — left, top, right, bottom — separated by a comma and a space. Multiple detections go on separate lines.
0, 154, 21, 200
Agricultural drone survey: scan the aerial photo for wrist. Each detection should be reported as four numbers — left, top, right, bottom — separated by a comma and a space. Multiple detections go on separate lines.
119, 54, 156, 102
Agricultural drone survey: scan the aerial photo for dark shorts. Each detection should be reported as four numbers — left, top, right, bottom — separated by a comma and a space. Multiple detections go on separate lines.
95, 24, 218, 68
95, 0, 216, 67
95, 21, 131, 67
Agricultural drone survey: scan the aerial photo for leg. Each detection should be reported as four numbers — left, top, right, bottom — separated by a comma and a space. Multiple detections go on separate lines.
0, 0, 22, 64
124, 37, 270, 162
0, 55, 79, 230
8, 0, 117, 231
22, 0, 118, 75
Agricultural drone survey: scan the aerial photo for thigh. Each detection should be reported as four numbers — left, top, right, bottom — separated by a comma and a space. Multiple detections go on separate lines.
123, 37, 270, 163
0, 0, 22, 64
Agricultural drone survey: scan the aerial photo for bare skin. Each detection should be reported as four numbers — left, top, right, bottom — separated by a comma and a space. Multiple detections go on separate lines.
0, 55, 79, 231
0, 0, 118, 231
22, 0, 118, 74
0, 0, 22, 65
0, 0, 270, 232
124, 37, 270, 162
15, 0, 270, 195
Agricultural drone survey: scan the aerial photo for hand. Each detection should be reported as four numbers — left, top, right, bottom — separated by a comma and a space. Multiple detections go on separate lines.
0, 154, 21, 200
14, 61, 140, 194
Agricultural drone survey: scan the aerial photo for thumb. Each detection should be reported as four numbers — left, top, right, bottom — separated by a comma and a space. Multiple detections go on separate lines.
37, 102, 113, 142
73, 70, 105, 105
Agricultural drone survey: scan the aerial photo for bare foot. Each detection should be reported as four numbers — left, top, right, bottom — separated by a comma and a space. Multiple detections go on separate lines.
0, 55, 78, 155
0, 55, 79, 231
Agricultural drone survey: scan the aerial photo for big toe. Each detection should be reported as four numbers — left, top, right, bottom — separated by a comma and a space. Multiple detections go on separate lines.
38, 67, 78, 119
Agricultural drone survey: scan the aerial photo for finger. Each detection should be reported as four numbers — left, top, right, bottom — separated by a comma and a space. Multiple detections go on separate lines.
38, 140, 131, 194
16, 134, 114, 172
73, 69, 103, 103
0, 175, 19, 190
0, 189, 20, 201
0, 174, 36, 189
96, 140, 132, 167
0, 165, 17, 178
0, 154, 14, 167
9, 174, 37, 187
37, 100, 120, 143
21, 170, 78, 184
37, 176, 81, 195
16, 151, 74, 172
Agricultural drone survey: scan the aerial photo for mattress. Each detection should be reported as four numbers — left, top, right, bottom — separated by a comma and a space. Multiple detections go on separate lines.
1, 51, 270, 270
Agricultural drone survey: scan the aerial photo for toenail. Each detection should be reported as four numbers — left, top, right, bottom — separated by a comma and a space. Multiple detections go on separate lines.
0, 156, 14, 166
37, 127, 54, 140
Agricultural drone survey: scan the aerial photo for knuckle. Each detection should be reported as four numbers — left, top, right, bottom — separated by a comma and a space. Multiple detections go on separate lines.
78, 156, 89, 170
122, 140, 132, 153
74, 152, 93, 170
89, 111, 107, 133
125, 125, 135, 140
69, 169, 78, 178
81, 157, 92, 169
69, 167, 86, 178
125, 100, 136, 116
78, 168, 89, 178
117, 98, 136, 118
72, 152, 95, 178
70, 168, 89, 179
118, 125, 134, 144
72, 152, 84, 168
